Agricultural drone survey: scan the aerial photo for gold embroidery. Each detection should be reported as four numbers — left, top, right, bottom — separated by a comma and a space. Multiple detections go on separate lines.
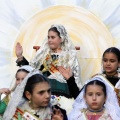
42, 53, 59, 73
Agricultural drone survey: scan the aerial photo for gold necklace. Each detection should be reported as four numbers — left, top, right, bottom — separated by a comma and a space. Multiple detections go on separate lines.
88, 107, 104, 115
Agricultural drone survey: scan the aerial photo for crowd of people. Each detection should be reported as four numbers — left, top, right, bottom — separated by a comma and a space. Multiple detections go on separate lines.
0, 24, 120, 120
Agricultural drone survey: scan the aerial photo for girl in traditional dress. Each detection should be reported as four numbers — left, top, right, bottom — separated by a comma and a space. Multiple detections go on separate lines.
101, 47, 120, 86
92, 47, 120, 104
0, 65, 33, 118
68, 75, 120, 120
15, 24, 82, 113
3, 70, 67, 120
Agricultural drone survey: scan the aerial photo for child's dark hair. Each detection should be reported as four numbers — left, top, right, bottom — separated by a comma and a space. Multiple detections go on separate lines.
102, 47, 120, 62
23, 74, 50, 100
16, 69, 29, 78
85, 80, 107, 97
48, 27, 60, 38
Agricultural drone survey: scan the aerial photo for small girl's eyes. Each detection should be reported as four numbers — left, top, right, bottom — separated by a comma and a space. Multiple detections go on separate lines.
51, 36, 55, 39
16, 78, 20, 81
97, 94, 101, 96
110, 60, 115, 62
103, 59, 107, 62
103, 59, 116, 63
88, 93, 92, 96
87, 93, 101, 96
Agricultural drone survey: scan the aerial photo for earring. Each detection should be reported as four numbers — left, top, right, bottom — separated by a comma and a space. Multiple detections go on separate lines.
28, 99, 31, 104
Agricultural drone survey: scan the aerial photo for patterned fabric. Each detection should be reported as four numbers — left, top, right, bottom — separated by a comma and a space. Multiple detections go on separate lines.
12, 101, 52, 120
87, 114, 101, 120
41, 52, 73, 97
42, 53, 59, 74
30, 24, 82, 89
80, 109, 112, 120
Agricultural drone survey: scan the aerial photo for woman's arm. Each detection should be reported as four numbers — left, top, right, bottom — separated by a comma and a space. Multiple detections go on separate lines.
16, 57, 29, 66
15, 42, 29, 66
58, 66, 80, 99
66, 76, 80, 99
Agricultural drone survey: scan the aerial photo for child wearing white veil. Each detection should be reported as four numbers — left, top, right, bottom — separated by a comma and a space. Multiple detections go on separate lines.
15, 24, 82, 113
2, 70, 67, 120
0, 65, 33, 119
68, 75, 120, 120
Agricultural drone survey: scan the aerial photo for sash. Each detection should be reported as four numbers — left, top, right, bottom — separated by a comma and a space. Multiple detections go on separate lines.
42, 53, 59, 74
13, 107, 41, 120
80, 109, 88, 120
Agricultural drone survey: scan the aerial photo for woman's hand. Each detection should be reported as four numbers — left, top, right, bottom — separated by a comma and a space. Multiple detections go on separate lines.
52, 108, 63, 120
0, 88, 10, 94
15, 42, 23, 58
57, 66, 73, 80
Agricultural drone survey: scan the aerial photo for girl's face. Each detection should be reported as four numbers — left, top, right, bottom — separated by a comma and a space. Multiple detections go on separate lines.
26, 82, 51, 108
84, 84, 106, 110
102, 52, 120, 74
48, 30, 62, 50
16, 71, 28, 86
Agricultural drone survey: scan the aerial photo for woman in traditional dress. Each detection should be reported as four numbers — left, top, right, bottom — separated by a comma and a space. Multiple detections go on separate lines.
15, 24, 82, 113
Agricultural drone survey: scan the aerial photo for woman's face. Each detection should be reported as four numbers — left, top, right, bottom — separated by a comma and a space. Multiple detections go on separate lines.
84, 84, 106, 110
26, 82, 51, 108
48, 30, 62, 50
102, 52, 119, 75
16, 71, 28, 86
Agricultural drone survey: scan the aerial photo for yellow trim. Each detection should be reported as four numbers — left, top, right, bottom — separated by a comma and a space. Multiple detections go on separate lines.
42, 52, 59, 73
14, 107, 41, 120
81, 108, 88, 120
23, 110, 41, 120
96, 74, 114, 89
